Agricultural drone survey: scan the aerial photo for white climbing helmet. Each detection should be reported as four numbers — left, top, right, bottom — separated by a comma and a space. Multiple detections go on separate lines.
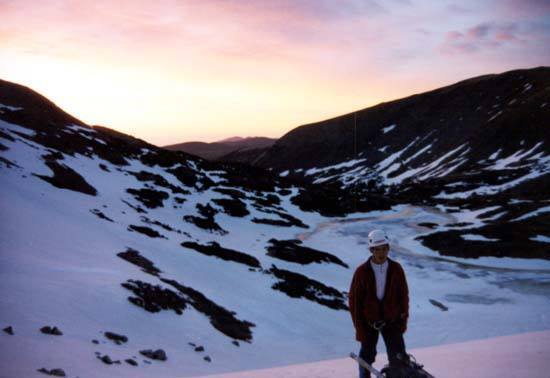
368, 229, 389, 248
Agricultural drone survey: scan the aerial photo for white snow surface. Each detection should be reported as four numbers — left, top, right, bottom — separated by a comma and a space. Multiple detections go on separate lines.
382, 124, 396, 134
196, 330, 550, 378
1, 121, 550, 377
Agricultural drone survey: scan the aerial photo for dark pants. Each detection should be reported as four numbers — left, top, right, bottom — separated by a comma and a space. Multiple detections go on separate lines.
358, 323, 406, 378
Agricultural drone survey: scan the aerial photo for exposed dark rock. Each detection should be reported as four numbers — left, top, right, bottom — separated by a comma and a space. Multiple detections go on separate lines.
212, 187, 247, 199
429, 299, 449, 311
0, 156, 20, 168
217, 163, 283, 192
275, 211, 309, 228
117, 248, 162, 276
34, 161, 97, 196
90, 209, 114, 222
212, 197, 250, 217
121, 280, 187, 315
291, 184, 393, 217
184, 203, 227, 234
40, 326, 63, 336
126, 170, 190, 195
125, 358, 138, 366
140, 216, 177, 233
232, 340, 240, 347
99, 163, 110, 172
204, 356, 212, 362
445, 222, 474, 228
3, 326, 13, 335
126, 188, 169, 209
140, 349, 167, 361
267, 265, 348, 311
266, 239, 348, 268
418, 222, 438, 229
161, 278, 255, 342
183, 214, 227, 234
127, 225, 167, 239
92, 339, 99, 344
278, 188, 292, 196
104, 331, 128, 344
253, 193, 281, 207
0, 129, 16, 142
181, 241, 261, 268
194, 346, 204, 352
166, 165, 202, 188
252, 218, 298, 228
418, 214, 550, 260
37, 368, 66, 376
97, 354, 120, 365
121, 199, 147, 214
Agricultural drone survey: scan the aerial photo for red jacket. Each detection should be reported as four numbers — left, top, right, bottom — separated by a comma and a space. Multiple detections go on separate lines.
349, 257, 409, 341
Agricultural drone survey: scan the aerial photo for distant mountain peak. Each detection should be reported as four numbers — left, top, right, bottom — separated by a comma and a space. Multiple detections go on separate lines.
218, 136, 245, 143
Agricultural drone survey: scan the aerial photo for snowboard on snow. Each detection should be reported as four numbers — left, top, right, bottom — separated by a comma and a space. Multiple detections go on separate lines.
350, 352, 435, 378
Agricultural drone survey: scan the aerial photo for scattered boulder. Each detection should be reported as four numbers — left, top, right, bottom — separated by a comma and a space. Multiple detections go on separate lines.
127, 225, 167, 239
418, 222, 438, 229
92, 339, 99, 344
204, 356, 212, 362
184, 203, 227, 234
161, 278, 256, 342
268, 265, 348, 311
181, 241, 261, 268
121, 280, 188, 315
3, 326, 13, 335
100, 355, 113, 365
125, 358, 138, 366
117, 248, 161, 276
140, 349, 167, 361
212, 197, 249, 217
40, 326, 63, 336
232, 340, 240, 347
121, 199, 147, 214
37, 368, 66, 377
90, 208, 114, 222
140, 216, 177, 232
104, 331, 128, 345
266, 239, 348, 268
97, 354, 120, 365
126, 188, 169, 209
194, 346, 204, 352
429, 299, 449, 311
34, 161, 97, 196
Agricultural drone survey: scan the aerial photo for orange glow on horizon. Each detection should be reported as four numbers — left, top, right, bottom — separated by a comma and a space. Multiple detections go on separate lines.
1, 1, 547, 146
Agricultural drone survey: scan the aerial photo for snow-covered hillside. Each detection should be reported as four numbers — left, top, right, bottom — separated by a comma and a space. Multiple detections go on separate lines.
1, 79, 550, 378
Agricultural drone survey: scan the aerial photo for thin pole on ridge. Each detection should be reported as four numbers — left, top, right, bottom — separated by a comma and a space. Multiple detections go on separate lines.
354, 111, 358, 212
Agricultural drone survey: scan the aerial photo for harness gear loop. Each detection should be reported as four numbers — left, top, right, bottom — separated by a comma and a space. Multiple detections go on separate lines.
371, 320, 386, 331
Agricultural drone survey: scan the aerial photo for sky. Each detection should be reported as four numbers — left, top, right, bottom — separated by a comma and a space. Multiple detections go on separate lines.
1, 0, 549, 146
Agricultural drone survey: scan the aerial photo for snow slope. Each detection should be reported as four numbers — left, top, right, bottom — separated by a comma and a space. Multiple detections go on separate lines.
196, 330, 550, 378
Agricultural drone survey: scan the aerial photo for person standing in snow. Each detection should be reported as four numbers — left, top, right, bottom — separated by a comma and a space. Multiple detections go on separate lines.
349, 229, 409, 378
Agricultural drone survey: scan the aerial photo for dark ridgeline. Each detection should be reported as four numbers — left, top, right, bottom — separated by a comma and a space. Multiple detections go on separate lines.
164, 136, 276, 162
252, 67, 550, 173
